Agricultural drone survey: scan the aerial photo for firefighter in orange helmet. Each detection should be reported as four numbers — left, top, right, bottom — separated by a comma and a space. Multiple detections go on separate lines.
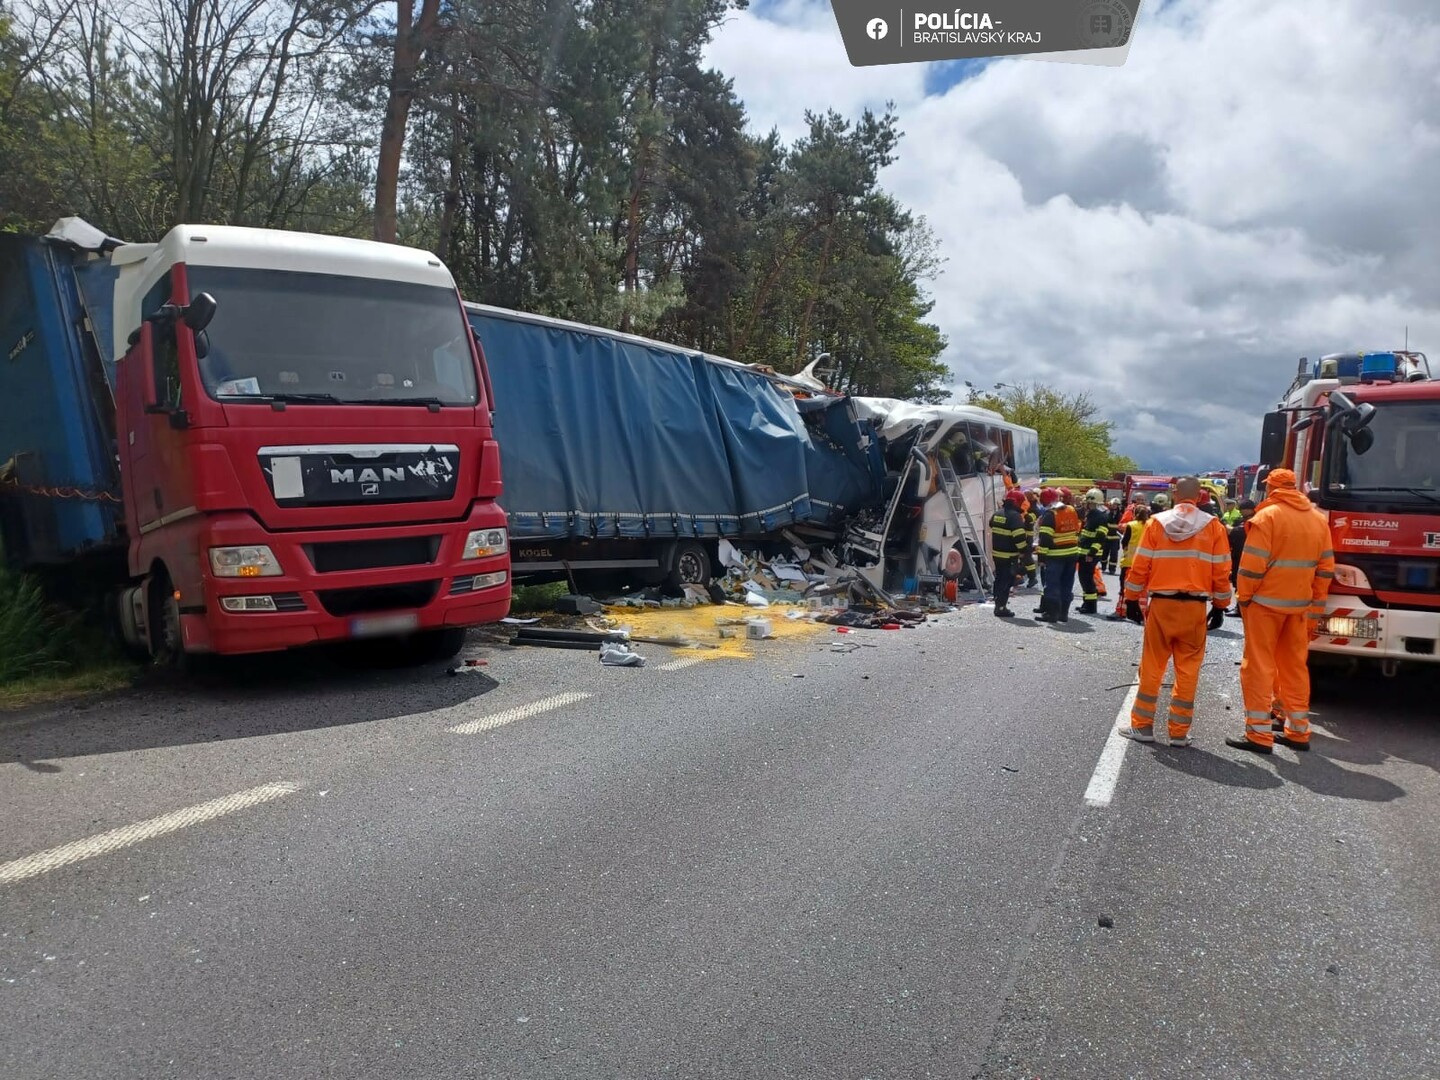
1118, 476, 1233, 746
1036, 487, 1082, 622
1227, 468, 1335, 754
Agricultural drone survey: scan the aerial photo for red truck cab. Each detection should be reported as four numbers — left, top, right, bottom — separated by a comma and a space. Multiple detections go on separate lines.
110, 225, 510, 664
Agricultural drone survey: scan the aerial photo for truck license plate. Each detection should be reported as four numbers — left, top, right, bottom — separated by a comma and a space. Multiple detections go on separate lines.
349, 612, 420, 638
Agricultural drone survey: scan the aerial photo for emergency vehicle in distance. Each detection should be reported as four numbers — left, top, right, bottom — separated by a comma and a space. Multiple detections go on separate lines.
1257, 350, 1439, 673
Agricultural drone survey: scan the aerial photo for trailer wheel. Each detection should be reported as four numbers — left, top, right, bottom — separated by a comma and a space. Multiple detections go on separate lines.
664, 541, 712, 589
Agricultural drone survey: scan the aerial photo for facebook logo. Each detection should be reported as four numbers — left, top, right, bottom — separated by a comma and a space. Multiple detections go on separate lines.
867, 17, 888, 39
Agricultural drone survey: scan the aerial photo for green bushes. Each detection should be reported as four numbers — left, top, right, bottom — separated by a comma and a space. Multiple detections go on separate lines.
509, 580, 568, 613
0, 564, 76, 682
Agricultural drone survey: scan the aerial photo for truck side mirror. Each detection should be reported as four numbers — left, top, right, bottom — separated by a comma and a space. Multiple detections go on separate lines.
470, 327, 496, 415
1259, 411, 1288, 466
910, 445, 930, 480
135, 323, 160, 413
182, 292, 217, 332
1341, 400, 1376, 434
1349, 427, 1375, 455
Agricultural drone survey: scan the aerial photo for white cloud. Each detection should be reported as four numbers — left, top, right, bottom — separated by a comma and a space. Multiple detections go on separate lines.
704, 0, 1440, 469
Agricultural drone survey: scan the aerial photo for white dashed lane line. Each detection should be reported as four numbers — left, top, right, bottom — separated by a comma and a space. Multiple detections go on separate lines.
0, 781, 305, 886
1083, 684, 1141, 808
446, 691, 594, 735
656, 655, 709, 672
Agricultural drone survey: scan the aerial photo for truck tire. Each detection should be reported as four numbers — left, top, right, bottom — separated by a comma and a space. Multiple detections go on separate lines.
149, 572, 204, 673
107, 589, 151, 662
664, 541, 712, 590
408, 627, 468, 664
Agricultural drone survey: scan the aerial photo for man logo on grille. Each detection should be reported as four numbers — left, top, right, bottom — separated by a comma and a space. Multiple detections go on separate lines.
867, 17, 888, 39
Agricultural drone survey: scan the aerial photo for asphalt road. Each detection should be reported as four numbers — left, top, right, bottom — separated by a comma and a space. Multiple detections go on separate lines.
2, 582, 1437, 1080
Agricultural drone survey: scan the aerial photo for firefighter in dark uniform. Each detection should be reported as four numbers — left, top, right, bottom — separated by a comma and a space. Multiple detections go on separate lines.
1103, 498, 1124, 573
990, 488, 1028, 617
1036, 489, 1082, 622
1020, 491, 1040, 587
1076, 488, 1112, 614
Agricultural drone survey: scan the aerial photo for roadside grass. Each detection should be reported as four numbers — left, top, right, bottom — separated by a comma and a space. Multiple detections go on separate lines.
0, 565, 138, 710
0, 663, 137, 710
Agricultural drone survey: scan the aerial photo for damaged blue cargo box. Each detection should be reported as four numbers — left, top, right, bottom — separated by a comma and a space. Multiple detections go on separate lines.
464, 304, 882, 542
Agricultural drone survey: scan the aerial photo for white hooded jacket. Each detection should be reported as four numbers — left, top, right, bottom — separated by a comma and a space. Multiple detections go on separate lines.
1152, 501, 1214, 543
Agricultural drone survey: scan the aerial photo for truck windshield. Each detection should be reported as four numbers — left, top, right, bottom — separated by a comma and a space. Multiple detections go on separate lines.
1325, 400, 1440, 507
186, 267, 479, 406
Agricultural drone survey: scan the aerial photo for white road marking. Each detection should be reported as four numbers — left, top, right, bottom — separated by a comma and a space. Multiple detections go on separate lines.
446, 691, 593, 735
657, 656, 708, 672
1084, 684, 1141, 808
0, 781, 304, 886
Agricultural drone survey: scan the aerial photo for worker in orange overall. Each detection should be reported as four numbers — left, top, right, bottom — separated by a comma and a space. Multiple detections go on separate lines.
1117, 476, 1233, 746
1227, 468, 1335, 755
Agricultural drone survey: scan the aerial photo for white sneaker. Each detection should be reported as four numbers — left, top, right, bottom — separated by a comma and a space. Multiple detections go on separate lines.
1118, 726, 1154, 742
1169, 734, 1192, 748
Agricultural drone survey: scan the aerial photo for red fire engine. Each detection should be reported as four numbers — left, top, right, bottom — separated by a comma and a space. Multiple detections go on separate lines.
1258, 350, 1439, 673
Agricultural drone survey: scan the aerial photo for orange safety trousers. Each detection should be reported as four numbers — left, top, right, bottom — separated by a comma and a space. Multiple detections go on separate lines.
1239, 605, 1311, 747
1130, 598, 1209, 738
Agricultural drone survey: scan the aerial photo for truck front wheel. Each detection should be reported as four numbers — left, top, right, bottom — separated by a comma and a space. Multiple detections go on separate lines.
409, 627, 468, 664
149, 572, 199, 672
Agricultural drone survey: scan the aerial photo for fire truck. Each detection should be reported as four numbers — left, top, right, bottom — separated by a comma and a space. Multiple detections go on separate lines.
1232, 463, 1263, 502
1258, 350, 1439, 673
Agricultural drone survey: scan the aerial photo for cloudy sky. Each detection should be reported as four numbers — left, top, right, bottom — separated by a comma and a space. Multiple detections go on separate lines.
704, 0, 1440, 471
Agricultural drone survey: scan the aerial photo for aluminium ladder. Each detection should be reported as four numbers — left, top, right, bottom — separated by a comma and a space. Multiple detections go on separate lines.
937, 460, 994, 595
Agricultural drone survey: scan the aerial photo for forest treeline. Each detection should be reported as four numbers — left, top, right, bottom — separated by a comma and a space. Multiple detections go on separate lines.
0, 0, 950, 399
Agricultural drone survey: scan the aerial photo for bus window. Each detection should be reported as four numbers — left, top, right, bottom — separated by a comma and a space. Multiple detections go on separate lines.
1012, 429, 1041, 477
941, 425, 976, 476
967, 422, 995, 474
985, 426, 1006, 473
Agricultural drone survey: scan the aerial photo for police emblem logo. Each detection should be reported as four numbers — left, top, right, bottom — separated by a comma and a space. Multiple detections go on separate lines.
1078, 0, 1133, 48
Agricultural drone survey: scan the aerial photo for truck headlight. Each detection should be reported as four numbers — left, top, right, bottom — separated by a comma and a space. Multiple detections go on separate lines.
1332, 564, 1371, 590
463, 528, 508, 559
209, 545, 283, 577
220, 595, 278, 612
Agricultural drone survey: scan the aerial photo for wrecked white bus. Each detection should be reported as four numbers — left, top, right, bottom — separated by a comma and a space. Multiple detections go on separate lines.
841, 400, 1042, 600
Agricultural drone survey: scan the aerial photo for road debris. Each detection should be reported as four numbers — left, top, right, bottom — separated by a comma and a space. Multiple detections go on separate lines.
599, 642, 646, 667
